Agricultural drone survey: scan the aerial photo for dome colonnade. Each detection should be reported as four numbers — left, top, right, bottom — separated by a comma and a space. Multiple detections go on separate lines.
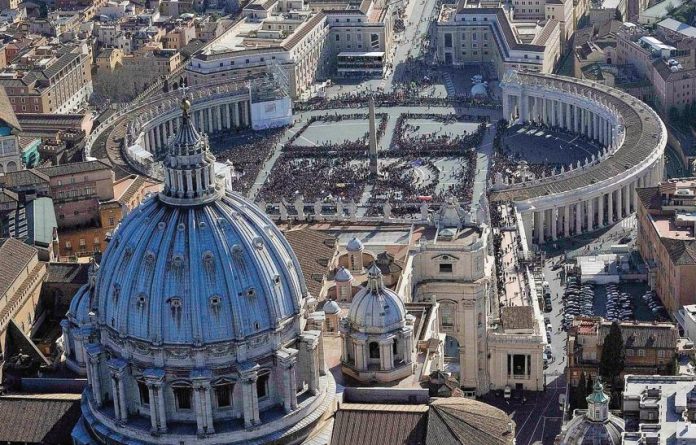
68, 98, 334, 445
497, 71, 666, 245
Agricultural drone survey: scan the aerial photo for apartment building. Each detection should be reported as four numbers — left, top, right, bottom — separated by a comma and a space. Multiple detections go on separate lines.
566, 317, 679, 386
616, 21, 696, 112
186, 0, 331, 98
0, 238, 47, 356
0, 43, 92, 114
436, 6, 561, 78
636, 179, 696, 312
319, 0, 395, 77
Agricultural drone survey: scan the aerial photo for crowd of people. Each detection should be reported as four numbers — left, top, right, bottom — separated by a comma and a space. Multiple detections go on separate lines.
293, 89, 497, 112
489, 120, 606, 186
391, 114, 486, 155
283, 113, 389, 155
257, 155, 368, 202
211, 127, 284, 193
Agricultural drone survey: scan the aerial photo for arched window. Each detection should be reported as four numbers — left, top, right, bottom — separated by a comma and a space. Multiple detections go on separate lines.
137, 381, 149, 405
214, 382, 234, 408
172, 383, 192, 410
369, 342, 380, 359
257, 372, 270, 399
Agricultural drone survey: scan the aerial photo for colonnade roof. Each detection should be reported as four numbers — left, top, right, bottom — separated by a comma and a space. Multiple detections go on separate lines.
491, 72, 664, 203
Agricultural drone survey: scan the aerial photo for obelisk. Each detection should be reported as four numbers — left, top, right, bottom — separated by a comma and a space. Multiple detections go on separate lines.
368, 96, 378, 177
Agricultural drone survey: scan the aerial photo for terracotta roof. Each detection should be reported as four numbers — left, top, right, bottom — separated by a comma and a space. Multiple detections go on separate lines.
284, 228, 336, 297
0, 168, 49, 189
0, 395, 81, 444
500, 306, 534, 330
0, 238, 37, 298
636, 186, 661, 211
426, 398, 515, 445
38, 159, 112, 177
599, 321, 679, 349
46, 262, 89, 284
281, 12, 326, 50
661, 238, 696, 266
0, 188, 18, 204
0, 86, 21, 131
331, 405, 428, 445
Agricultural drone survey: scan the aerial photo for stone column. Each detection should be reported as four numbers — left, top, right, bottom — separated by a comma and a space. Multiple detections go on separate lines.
598, 194, 605, 227
60, 320, 71, 358
108, 358, 129, 423
244, 102, 251, 127
148, 130, 156, 154
240, 365, 260, 428
587, 197, 594, 231
277, 348, 299, 413
147, 384, 158, 433
551, 208, 558, 241
86, 343, 104, 407
608, 190, 614, 223
624, 184, 631, 215
215, 106, 222, 132
616, 187, 623, 220
575, 202, 583, 234
379, 337, 394, 371
300, 331, 320, 394
192, 370, 214, 436
232, 103, 240, 128
144, 368, 166, 433
535, 210, 544, 245
520, 93, 529, 122
353, 337, 366, 370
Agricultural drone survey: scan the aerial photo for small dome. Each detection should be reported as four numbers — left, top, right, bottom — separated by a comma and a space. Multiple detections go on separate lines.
346, 236, 364, 252
323, 300, 341, 314
348, 264, 406, 333
471, 83, 487, 97
335, 266, 353, 282
557, 380, 624, 444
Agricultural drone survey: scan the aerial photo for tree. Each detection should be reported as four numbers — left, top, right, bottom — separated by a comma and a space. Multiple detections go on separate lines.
575, 372, 588, 409
669, 106, 681, 125
599, 321, 625, 386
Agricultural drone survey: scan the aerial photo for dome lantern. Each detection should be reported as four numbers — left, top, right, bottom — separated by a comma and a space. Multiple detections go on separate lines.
159, 96, 223, 206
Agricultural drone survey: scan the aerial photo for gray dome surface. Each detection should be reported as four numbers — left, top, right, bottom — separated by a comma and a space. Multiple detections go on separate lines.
348, 264, 406, 333
95, 191, 307, 345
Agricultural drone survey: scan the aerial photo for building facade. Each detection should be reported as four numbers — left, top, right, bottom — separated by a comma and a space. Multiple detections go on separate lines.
636, 178, 696, 312
0, 43, 93, 114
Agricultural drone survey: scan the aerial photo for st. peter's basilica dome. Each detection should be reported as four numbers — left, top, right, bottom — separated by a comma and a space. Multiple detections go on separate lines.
67, 98, 335, 445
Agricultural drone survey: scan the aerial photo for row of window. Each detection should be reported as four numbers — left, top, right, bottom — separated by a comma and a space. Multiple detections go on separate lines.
136, 373, 271, 411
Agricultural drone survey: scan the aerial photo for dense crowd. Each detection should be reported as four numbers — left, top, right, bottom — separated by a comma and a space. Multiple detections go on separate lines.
391, 115, 486, 155
211, 127, 284, 193
257, 155, 368, 202
293, 89, 498, 112
283, 113, 388, 155
489, 120, 606, 185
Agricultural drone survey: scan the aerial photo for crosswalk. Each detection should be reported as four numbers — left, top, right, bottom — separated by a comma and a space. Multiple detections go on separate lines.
443, 72, 456, 97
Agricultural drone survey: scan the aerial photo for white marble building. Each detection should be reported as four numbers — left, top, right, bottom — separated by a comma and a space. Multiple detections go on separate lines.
495, 70, 666, 247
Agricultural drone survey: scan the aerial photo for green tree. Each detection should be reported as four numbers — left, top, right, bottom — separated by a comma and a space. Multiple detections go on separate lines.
669, 106, 681, 125
599, 321, 625, 386
575, 372, 588, 409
